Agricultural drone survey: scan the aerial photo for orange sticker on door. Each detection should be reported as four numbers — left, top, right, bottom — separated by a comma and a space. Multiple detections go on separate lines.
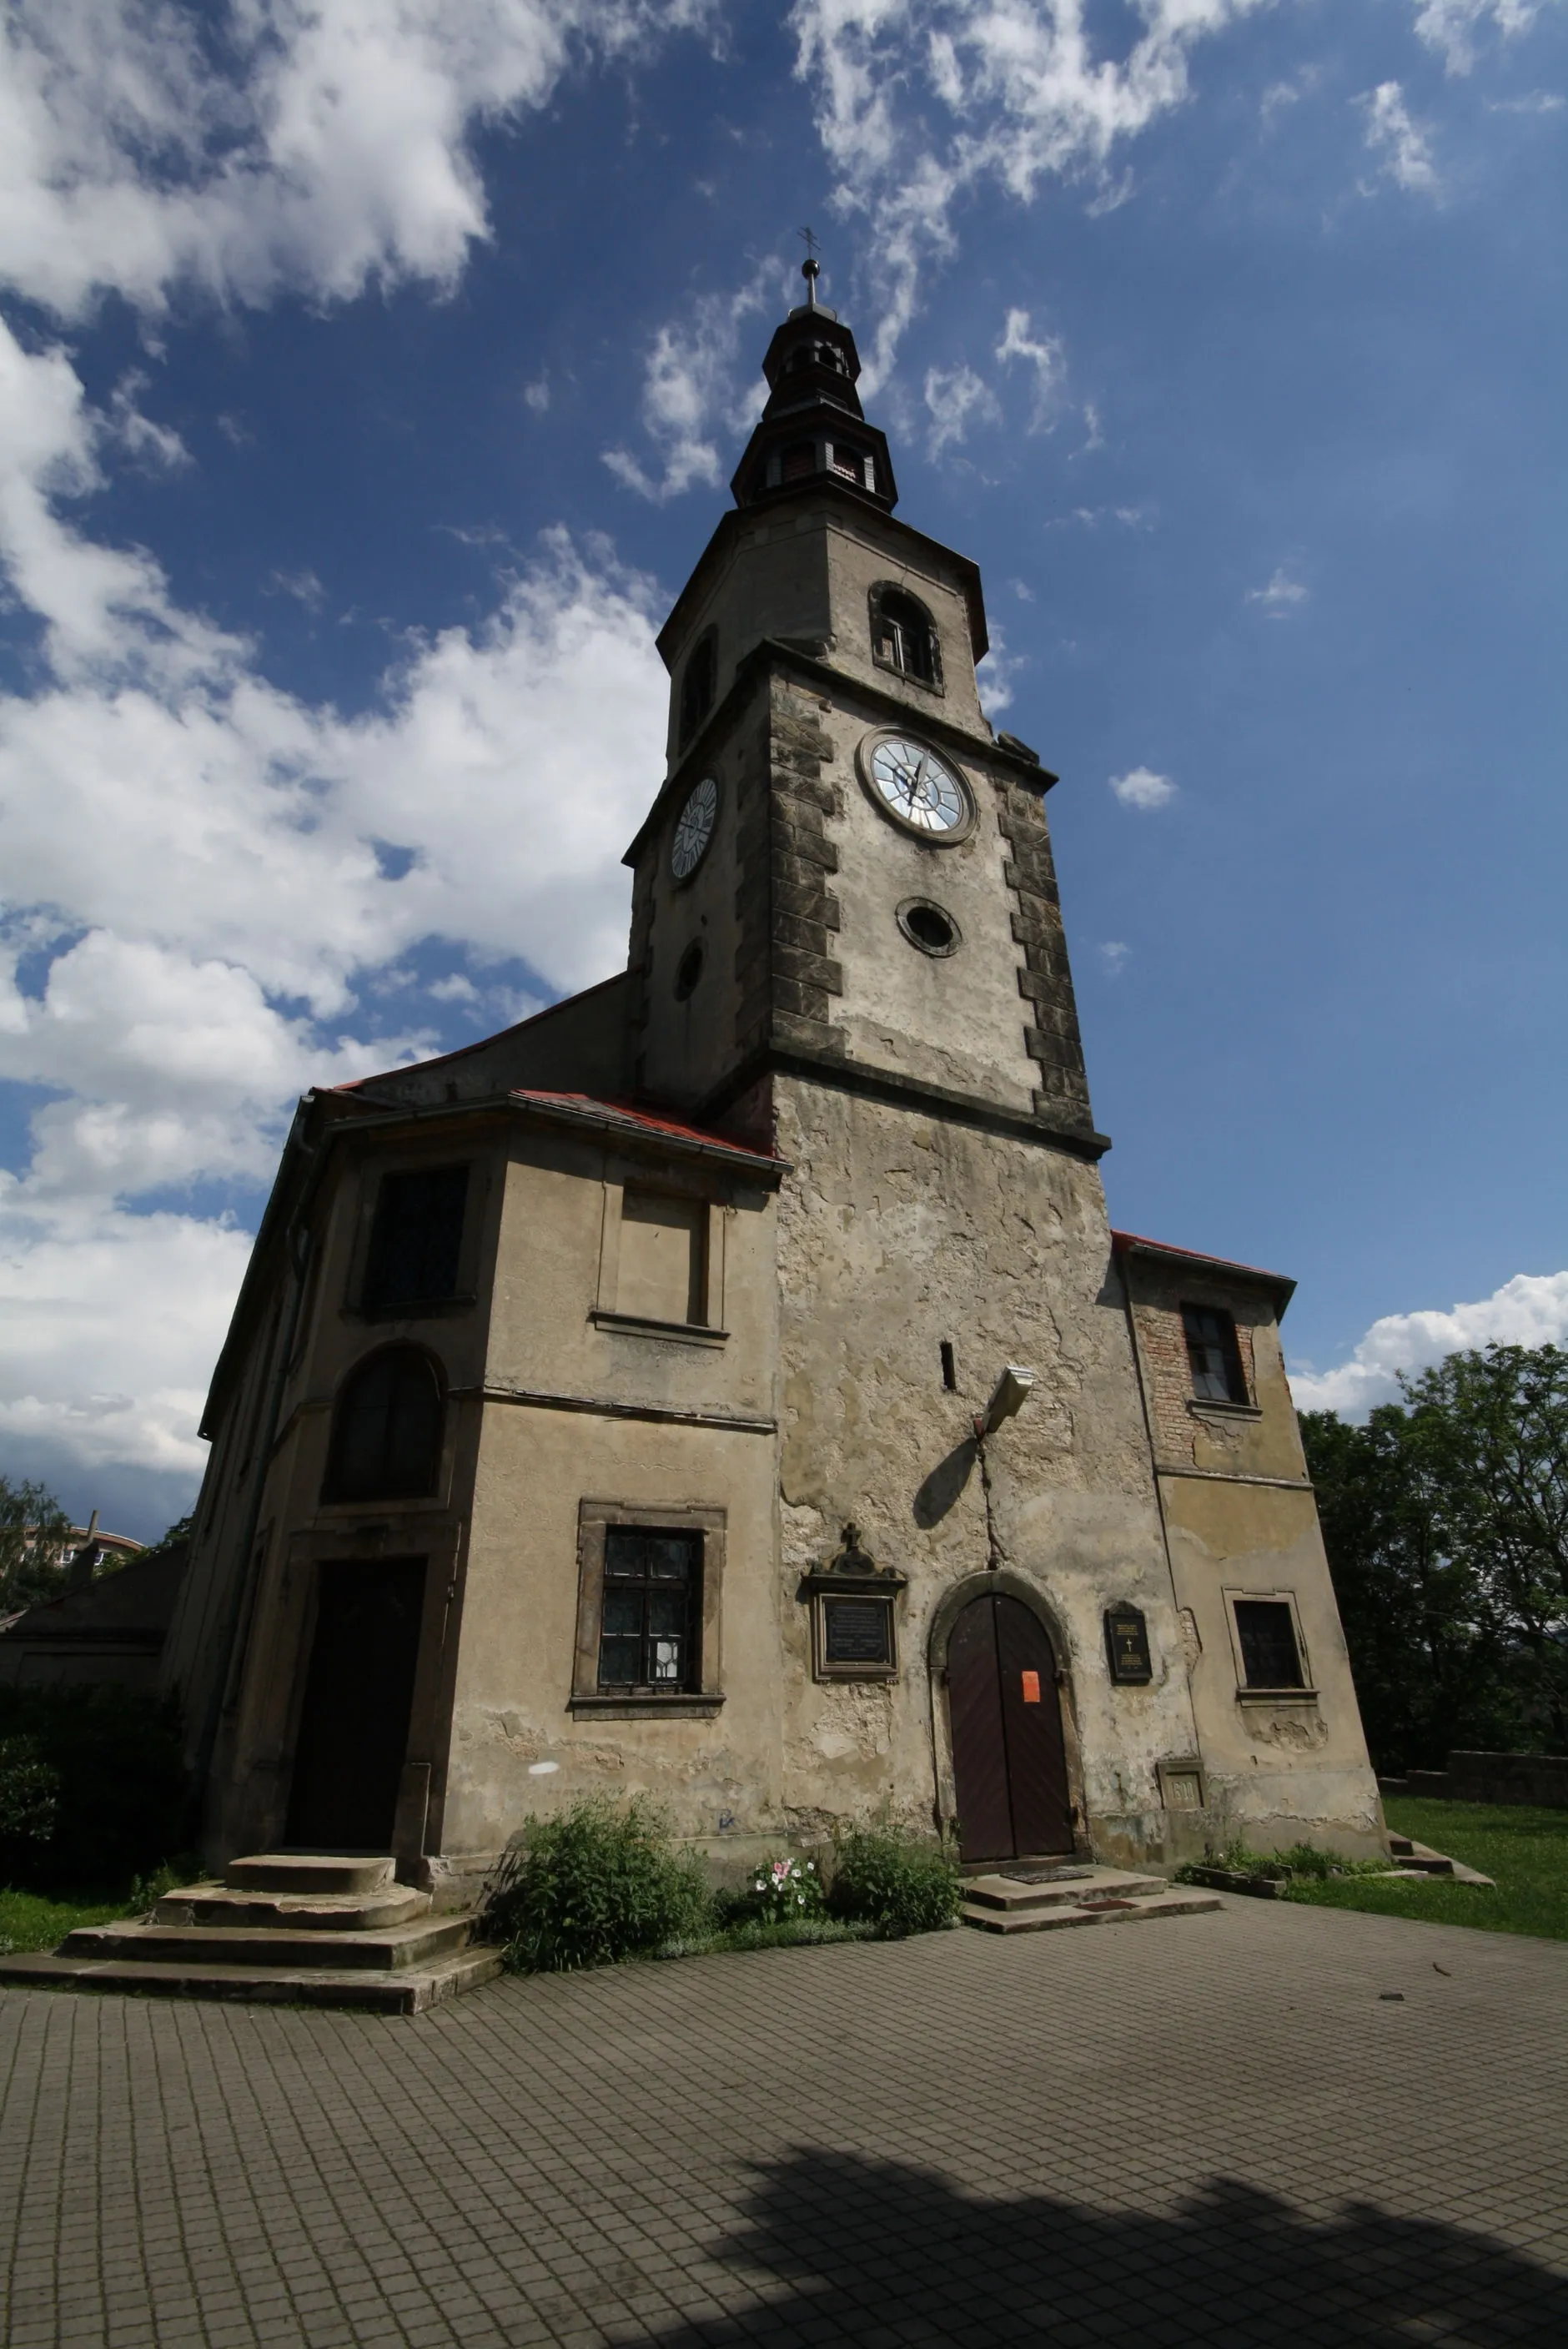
1020, 1670, 1042, 1703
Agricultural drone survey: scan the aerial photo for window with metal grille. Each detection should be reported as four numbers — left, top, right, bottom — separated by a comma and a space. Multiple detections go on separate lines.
598, 1528, 701, 1693
1234, 1599, 1304, 1690
678, 632, 716, 747
1181, 1303, 1249, 1404
781, 441, 817, 482
828, 442, 865, 484
363, 1165, 469, 1311
326, 1347, 442, 1501
870, 586, 939, 686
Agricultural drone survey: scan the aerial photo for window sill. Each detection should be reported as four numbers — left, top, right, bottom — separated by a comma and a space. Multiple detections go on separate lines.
1188, 1397, 1262, 1420
870, 656, 944, 697
569, 1693, 724, 1719
1236, 1688, 1319, 1706
591, 1310, 729, 1349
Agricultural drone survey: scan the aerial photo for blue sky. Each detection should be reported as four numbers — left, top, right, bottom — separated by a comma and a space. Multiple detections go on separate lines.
0, 0, 1564, 1539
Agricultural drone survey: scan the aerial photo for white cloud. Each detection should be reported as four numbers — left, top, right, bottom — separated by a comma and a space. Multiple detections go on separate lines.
995, 307, 1065, 430
523, 375, 551, 413
1246, 565, 1309, 615
1289, 1270, 1568, 1416
603, 274, 771, 500
0, 313, 670, 1491
0, 1193, 256, 1481
1359, 82, 1440, 194
1486, 88, 1566, 108
1045, 503, 1153, 530
0, 0, 710, 319
1413, 1, 1550, 78
1109, 765, 1177, 809
922, 361, 999, 456
1099, 941, 1129, 975
791, 0, 1268, 386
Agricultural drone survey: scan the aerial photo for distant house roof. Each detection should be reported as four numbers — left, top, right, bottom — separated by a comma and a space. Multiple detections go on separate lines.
1111, 1230, 1296, 1311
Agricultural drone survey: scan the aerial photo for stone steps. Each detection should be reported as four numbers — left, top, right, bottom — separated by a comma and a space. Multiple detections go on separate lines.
0, 1945, 500, 2013
0, 1852, 500, 2013
960, 1864, 1222, 1935
53, 1915, 472, 1972
153, 1882, 432, 1933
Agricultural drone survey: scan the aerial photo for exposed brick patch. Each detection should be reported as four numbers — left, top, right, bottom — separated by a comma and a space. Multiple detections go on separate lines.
997, 782, 1093, 1132
1127, 1267, 1263, 1467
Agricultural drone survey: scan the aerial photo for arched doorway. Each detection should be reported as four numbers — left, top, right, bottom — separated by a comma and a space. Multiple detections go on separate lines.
947, 1593, 1074, 1865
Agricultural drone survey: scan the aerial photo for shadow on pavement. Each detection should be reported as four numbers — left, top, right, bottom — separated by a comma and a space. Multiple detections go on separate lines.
649, 2148, 1564, 2344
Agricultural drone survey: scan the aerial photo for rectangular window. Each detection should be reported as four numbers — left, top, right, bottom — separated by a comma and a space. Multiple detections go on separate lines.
616, 1191, 706, 1325
1234, 1599, 1305, 1691
363, 1165, 470, 1311
597, 1528, 701, 1693
1182, 1303, 1248, 1404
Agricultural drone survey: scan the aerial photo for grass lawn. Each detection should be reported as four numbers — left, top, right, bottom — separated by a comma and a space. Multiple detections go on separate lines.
0, 1886, 132, 1954
1284, 1797, 1568, 1943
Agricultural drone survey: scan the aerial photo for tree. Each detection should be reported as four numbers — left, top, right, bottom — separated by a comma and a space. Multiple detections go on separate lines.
1301, 1341, 1568, 1769
1401, 1344, 1568, 1749
0, 1476, 74, 1617
1300, 1404, 1520, 1771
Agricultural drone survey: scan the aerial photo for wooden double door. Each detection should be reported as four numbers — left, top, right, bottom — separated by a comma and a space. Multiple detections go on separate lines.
947, 1593, 1075, 1865
285, 1557, 426, 1853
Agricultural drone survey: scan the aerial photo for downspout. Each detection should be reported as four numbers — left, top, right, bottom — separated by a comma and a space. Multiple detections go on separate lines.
188, 1136, 317, 1828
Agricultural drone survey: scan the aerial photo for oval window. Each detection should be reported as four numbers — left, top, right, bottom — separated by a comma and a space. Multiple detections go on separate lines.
897, 898, 961, 958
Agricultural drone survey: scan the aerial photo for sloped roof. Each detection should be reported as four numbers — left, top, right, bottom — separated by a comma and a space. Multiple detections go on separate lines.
1111, 1229, 1295, 1309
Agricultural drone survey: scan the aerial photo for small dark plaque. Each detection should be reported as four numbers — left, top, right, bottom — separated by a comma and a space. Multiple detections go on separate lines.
1105, 1604, 1153, 1685
823, 1595, 894, 1667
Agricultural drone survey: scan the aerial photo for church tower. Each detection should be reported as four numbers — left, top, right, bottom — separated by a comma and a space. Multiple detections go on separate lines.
624, 258, 1094, 1152
157, 262, 1384, 1912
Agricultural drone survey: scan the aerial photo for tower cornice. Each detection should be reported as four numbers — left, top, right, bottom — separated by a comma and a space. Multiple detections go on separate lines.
624, 635, 1049, 872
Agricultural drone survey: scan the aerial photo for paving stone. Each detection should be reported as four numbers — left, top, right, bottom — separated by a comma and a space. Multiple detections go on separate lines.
3, 1903, 1566, 2345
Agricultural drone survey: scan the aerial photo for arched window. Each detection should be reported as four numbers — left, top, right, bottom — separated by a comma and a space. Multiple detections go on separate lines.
871, 586, 941, 688
325, 1348, 443, 1502
678, 631, 716, 748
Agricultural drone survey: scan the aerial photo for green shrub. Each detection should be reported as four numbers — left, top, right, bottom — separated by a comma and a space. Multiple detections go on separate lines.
827, 1829, 962, 1937
485, 1797, 711, 1972
0, 1687, 186, 1893
1173, 1838, 1388, 1887
0, 1736, 61, 1850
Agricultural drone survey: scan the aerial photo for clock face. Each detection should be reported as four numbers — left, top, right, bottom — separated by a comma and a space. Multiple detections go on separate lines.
671, 775, 719, 880
865, 737, 970, 837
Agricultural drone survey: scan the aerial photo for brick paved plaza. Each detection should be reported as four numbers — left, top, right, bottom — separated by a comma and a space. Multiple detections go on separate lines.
3, 1899, 1566, 2348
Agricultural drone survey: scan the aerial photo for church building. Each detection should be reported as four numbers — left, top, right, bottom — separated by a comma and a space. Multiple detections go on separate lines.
161, 265, 1383, 1900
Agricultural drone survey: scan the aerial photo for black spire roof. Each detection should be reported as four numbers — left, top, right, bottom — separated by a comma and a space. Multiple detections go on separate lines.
729, 260, 898, 513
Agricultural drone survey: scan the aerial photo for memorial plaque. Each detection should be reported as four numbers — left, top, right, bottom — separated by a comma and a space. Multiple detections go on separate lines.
1105, 1604, 1153, 1685
823, 1595, 894, 1667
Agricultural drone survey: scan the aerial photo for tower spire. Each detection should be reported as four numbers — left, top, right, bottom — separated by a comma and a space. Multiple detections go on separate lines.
797, 225, 822, 309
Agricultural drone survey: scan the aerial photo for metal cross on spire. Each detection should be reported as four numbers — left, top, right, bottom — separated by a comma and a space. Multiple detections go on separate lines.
797, 225, 822, 307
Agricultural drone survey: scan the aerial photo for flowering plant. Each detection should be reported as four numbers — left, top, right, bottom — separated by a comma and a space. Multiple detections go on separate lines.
740, 1854, 825, 1924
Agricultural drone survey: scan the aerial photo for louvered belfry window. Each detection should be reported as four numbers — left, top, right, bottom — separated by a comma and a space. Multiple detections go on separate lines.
598, 1528, 701, 1693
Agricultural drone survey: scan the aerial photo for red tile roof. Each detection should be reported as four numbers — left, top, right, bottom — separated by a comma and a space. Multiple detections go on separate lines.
505, 1090, 782, 1165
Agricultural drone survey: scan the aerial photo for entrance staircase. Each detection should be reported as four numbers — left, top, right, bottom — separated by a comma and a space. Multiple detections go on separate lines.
961, 1861, 1223, 1934
0, 1854, 501, 2014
